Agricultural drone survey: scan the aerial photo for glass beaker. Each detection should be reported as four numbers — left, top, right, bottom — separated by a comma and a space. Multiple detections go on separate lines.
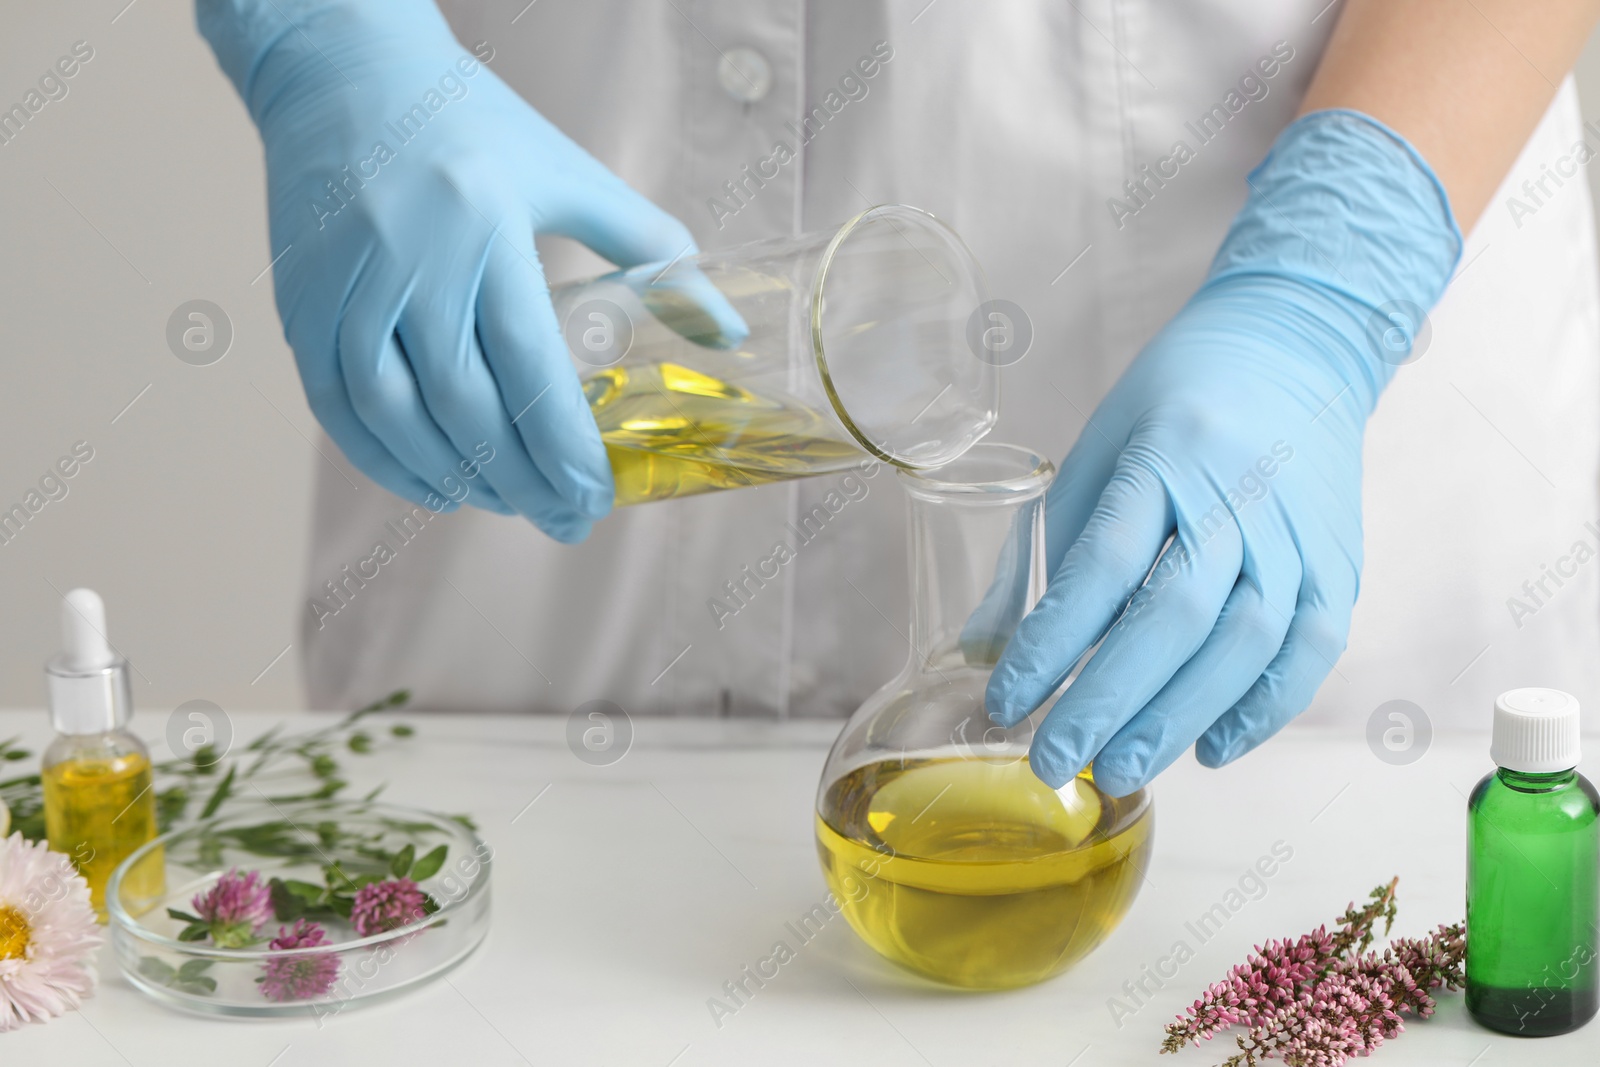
813, 443, 1154, 990
549, 205, 997, 507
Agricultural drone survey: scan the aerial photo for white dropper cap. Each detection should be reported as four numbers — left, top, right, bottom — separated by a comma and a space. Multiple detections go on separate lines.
1491, 688, 1581, 773
47, 588, 133, 735
60, 588, 114, 671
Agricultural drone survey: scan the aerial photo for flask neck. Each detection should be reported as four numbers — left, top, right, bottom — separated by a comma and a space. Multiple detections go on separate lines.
898, 446, 1054, 672
1496, 766, 1577, 792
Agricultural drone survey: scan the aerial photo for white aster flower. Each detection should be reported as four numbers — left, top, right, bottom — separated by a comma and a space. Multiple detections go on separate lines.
0, 832, 102, 1031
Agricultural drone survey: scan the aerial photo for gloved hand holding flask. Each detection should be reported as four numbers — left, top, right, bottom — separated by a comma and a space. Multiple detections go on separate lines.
986, 111, 1462, 796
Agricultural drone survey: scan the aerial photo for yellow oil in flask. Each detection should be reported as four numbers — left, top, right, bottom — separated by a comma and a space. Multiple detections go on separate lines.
817, 755, 1152, 989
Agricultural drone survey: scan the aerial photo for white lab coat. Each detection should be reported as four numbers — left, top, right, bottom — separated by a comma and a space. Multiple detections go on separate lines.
301, 0, 1600, 734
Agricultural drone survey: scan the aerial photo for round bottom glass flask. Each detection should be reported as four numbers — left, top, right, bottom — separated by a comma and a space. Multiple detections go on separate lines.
815, 444, 1153, 990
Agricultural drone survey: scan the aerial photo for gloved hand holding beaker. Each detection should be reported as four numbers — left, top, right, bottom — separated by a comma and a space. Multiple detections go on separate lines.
198, 0, 709, 541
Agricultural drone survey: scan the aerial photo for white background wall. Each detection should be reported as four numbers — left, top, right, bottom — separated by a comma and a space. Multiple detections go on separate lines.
2, 5, 1600, 713
0, 3, 313, 713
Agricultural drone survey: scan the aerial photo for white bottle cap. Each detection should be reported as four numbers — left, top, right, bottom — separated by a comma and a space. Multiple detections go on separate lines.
47, 588, 132, 735
1491, 688, 1581, 773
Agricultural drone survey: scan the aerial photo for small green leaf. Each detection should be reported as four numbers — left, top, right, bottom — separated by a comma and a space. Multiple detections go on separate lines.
324, 864, 357, 892
177, 959, 215, 981
198, 765, 236, 820
156, 785, 190, 832
269, 879, 307, 922
387, 689, 411, 707
138, 957, 177, 984
420, 892, 442, 916
245, 723, 285, 752
166, 908, 203, 924
283, 879, 326, 901
178, 923, 210, 943
174, 977, 218, 996
409, 844, 447, 881
242, 746, 277, 778
191, 742, 221, 773
390, 724, 414, 738
390, 844, 415, 880
329, 894, 354, 919
348, 731, 373, 754
2, 749, 28, 762
197, 835, 225, 868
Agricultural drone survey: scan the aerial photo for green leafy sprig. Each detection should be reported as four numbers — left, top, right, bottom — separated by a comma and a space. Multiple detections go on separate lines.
1, 690, 442, 849
156, 690, 419, 832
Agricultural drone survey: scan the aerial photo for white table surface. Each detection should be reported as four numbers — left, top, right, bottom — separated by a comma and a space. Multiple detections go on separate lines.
2, 708, 1596, 1067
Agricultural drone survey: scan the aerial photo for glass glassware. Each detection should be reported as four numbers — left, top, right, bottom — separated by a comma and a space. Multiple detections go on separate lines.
107, 801, 490, 1018
549, 204, 997, 506
1466, 765, 1599, 1035
42, 728, 163, 922
814, 443, 1153, 990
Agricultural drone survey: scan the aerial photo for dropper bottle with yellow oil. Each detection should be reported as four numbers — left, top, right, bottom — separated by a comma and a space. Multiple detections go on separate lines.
41, 588, 163, 921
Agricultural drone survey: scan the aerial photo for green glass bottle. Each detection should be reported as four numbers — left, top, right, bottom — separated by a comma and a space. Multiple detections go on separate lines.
1466, 688, 1598, 1036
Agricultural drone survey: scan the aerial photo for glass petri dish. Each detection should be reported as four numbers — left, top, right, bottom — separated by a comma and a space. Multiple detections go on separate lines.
106, 800, 490, 1018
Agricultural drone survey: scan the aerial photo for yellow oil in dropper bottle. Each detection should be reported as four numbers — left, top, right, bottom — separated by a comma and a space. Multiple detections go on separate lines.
40, 588, 164, 921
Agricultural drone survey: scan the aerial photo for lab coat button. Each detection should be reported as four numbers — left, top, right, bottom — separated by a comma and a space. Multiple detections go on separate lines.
718, 46, 772, 103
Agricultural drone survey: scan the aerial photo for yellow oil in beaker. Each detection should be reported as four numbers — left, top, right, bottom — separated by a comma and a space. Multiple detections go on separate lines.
584, 362, 861, 507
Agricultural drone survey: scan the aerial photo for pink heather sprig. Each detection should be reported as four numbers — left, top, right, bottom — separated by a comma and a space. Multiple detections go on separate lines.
258, 919, 341, 1002
1162, 880, 1397, 1049
1161, 880, 1466, 1067
191, 868, 274, 948
349, 878, 428, 937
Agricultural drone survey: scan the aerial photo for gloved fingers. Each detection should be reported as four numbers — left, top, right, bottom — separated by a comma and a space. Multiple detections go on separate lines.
1040, 427, 1123, 576
276, 232, 454, 511
452, 336, 594, 542
337, 258, 513, 515
477, 234, 615, 520
1090, 555, 1300, 798
547, 176, 750, 349
1194, 589, 1352, 768
986, 458, 1172, 728
634, 266, 751, 351
958, 512, 1033, 666
294, 356, 459, 513
543, 172, 699, 269
397, 241, 597, 541
1024, 512, 1242, 789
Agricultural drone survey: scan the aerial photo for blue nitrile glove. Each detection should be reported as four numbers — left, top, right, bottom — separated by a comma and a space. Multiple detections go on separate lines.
986, 111, 1462, 796
198, 0, 740, 538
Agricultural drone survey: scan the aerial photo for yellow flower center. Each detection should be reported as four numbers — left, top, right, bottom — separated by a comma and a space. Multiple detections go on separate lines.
0, 904, 30, 961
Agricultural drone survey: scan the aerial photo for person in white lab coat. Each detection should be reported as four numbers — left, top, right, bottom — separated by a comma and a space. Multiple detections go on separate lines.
199, 1, 1600, 794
